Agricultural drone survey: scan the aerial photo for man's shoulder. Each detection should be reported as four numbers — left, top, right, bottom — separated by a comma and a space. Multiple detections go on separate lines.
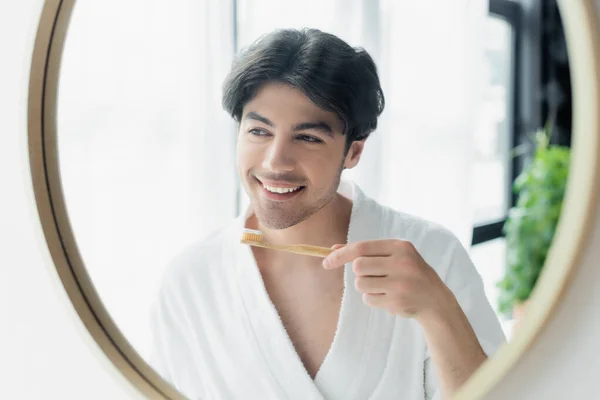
367, 199, 459, 247
157, 222, 237, 294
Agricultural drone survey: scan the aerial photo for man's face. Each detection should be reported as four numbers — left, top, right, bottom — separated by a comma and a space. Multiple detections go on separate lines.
237, 82, 363, 229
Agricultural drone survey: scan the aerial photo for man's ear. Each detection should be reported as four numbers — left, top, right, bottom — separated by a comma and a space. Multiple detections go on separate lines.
344, 139, 366, 169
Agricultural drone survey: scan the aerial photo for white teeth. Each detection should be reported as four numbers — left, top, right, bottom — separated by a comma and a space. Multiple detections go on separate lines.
263, 184, 301, 194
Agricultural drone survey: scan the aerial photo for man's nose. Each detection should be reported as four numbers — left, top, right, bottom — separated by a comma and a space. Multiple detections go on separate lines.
262, 137, 295, 172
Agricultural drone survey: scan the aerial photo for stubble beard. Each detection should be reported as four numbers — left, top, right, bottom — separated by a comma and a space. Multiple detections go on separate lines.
252, 162, 345, 230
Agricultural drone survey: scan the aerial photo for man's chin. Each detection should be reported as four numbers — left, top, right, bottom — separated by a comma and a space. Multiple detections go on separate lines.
254, 209, 309, 230
255, 215, 298, 230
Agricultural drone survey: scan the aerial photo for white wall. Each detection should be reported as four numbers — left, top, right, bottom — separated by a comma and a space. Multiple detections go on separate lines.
0, 1, 598, 399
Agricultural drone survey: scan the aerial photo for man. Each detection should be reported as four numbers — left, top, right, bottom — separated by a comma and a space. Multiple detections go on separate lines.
150, 28, 505, 400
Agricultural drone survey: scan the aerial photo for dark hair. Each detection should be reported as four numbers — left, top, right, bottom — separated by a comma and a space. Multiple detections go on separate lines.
222, 28, 385, 146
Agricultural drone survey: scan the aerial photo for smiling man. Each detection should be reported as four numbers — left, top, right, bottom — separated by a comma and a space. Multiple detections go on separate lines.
150, 28, 505, 400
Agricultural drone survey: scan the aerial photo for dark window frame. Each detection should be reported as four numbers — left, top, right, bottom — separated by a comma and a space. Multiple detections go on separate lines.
472, 0, 524, 246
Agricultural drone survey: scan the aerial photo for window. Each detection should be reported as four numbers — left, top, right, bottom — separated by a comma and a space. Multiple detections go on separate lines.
471, 1, 572, 336
473, 16, 513, 228
470, 0, 523, 336
472, 0, 522, 246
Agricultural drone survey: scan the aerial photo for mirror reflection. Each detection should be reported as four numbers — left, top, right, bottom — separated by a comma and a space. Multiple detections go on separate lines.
56, 0, 572, 398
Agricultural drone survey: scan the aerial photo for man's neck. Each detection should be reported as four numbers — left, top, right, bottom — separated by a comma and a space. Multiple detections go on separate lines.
249, 193, 353, 250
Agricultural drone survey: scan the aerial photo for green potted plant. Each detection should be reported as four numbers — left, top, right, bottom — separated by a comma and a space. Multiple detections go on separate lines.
497, 121, 571, 321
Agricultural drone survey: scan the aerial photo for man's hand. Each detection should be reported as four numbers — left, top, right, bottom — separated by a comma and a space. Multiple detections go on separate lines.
324, 239, 488, 398
322, 239, 454, 320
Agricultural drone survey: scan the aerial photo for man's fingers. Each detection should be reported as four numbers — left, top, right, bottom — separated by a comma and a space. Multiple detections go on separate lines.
362, 293, 387, 308
323, 240, 395, 269
322, 244, 346, 268
355, 276, 389, 294
352, 256, 392, 276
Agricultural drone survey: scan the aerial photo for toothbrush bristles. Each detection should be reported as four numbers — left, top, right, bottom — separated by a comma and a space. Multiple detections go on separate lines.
241, 229, 264, 243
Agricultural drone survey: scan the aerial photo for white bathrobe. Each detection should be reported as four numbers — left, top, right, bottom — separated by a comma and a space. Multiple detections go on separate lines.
149, 182, 506, 400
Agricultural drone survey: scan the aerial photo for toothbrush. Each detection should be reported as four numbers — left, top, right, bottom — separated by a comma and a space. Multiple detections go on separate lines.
240, 229, 335, 258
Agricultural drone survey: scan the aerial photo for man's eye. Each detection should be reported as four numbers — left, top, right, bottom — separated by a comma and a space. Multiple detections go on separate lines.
248, 128, 269, 136
297, 135, 323, 144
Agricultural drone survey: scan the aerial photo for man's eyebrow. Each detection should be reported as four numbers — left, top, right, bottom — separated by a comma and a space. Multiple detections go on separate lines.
244, 112, 274, 126
293, 122, 334, 137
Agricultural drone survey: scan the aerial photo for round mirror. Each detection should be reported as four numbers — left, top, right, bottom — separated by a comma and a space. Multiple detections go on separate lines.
28, 0, 600, 399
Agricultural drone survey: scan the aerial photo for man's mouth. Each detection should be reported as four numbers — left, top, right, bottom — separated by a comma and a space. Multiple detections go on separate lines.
255, 178, 305, 201
262, 184, 302, 194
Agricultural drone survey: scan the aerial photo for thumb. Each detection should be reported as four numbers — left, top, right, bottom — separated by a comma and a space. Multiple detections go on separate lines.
330, 244, 346, 250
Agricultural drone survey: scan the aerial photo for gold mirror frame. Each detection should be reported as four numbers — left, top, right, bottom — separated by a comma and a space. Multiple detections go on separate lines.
27, 1, 600, 399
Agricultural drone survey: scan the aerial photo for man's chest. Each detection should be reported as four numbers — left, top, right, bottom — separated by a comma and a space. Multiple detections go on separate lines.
260, 266, 345, 378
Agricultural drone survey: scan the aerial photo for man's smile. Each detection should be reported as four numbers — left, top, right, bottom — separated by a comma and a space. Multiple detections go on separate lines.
255, 177, 306, 202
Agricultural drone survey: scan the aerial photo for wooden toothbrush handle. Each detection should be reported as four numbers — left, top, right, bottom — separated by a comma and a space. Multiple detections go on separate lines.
248, 242, 335, 258
285, 244, 334, 258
